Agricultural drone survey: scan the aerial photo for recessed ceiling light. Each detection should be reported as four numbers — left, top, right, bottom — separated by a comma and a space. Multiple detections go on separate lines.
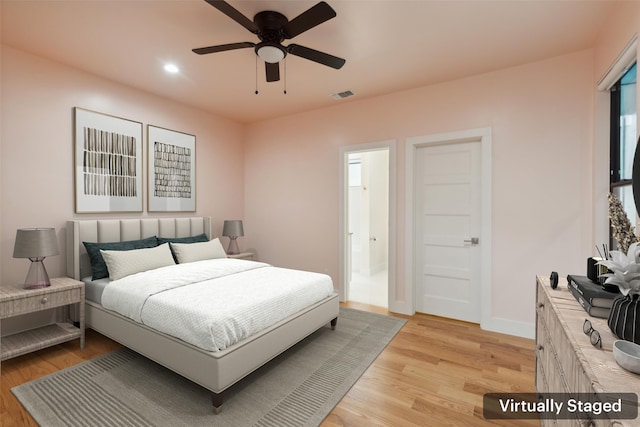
164, 63, 180, 74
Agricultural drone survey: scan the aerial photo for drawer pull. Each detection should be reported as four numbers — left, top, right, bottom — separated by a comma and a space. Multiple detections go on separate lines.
41, 297, 48, 304
537, 344, 544, 351
537, 302, 544, 308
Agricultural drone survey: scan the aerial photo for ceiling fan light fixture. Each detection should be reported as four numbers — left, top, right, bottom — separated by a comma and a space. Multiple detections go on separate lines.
256, 44, 285, 63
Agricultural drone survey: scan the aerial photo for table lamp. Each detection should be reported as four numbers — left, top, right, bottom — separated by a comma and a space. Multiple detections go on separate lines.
13, 228, 59, 289
222, 220, 244, 255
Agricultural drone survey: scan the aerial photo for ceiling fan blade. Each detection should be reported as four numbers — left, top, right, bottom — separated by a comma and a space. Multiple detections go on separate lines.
265, 62, 280, 82
204, 0, 259, 34
287, 44, 345, 69
192, 42, 255, 55
282, 1, 336, 39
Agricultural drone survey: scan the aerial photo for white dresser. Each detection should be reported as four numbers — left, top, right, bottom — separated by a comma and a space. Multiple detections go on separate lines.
536, 275, 640, 426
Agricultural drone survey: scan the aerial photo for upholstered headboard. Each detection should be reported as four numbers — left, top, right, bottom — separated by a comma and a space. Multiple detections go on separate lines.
66, 217, 212, 280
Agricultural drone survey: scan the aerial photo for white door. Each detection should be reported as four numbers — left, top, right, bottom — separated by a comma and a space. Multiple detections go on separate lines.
415, 141, 481, 323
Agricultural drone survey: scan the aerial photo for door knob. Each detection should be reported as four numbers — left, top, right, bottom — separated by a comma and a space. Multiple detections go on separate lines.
464, 237, 479, 245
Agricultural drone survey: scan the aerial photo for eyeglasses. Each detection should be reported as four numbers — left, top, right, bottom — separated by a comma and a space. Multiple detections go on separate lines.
583, 319, 602, 348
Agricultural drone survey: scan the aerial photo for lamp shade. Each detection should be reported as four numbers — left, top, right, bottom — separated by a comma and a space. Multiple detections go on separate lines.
222, 220, 244, 238
13, 228, 59, 259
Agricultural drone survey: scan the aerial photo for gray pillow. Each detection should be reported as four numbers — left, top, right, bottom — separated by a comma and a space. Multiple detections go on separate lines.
83, 236, 158, 280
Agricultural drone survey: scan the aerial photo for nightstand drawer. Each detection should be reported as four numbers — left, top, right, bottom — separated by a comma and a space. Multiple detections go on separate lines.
1, 288, 80, 318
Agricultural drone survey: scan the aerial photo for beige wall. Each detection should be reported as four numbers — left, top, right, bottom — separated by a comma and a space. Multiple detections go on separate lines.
244, 50, 595, 335
1, 46, 246, 286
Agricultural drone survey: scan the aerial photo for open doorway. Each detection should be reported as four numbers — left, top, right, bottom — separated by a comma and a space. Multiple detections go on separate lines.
339, 141, 395, 310
347, 150, 388, 307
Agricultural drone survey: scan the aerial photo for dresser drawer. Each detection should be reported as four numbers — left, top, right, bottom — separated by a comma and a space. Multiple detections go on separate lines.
537, 283, 556, 331
546, 319, 575, 387
1, 288, 81, 318
537, 309, 569, 389
546, 332, 570, 394
537, 358, 560, 427
538, 281, 577, 391
536, 357, 550, 394
537, 315, 553, 383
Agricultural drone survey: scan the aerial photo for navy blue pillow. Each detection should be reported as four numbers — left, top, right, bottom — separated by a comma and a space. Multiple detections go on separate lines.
83, 236, 158, 280
156, 233, 208, 245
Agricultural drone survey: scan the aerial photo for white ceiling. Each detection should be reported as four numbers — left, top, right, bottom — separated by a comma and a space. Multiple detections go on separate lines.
1, 0, 616, 124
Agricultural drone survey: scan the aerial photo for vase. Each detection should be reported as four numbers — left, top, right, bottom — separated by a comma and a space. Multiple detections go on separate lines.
608, 294, 640, 344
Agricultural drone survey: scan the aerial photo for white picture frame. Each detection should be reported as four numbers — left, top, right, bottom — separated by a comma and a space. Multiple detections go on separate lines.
74, 107, 143, 213
147, 125, 196, 212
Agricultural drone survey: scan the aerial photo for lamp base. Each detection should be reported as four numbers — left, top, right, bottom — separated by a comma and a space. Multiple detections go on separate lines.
227, 237, 240, 255
24, 258, 51, 289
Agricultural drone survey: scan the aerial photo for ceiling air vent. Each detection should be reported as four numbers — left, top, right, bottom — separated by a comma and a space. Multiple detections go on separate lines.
331, 90, 355, 100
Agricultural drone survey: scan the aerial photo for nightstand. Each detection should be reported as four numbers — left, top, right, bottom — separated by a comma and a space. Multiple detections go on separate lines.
227, 252, 254, 260
0, 277, 85, 361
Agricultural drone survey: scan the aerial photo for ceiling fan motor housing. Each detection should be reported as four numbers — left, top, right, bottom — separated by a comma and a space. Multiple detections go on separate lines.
254, 11, 288, 36
254, 11, 288, 63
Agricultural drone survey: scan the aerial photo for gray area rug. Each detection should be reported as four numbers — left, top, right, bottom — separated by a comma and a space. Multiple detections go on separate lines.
13, 308, 405, 427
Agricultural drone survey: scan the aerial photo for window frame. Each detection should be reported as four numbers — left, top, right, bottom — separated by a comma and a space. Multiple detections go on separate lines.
609, 62, 637, 248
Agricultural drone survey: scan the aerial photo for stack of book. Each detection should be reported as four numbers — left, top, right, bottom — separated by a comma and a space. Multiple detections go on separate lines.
567, 275, 619, 318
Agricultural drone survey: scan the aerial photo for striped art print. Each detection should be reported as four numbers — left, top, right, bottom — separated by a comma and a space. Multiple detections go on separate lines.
83, 127, 138, 197
74, 108, 142, 213
147, 125, 196, 212
153, 141, 191, 199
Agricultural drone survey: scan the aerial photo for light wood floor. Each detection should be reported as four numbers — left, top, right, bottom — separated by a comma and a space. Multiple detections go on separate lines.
1, 302, 539, 426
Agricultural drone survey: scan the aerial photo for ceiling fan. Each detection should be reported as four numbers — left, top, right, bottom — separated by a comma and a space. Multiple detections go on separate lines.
193, 0, 346, 83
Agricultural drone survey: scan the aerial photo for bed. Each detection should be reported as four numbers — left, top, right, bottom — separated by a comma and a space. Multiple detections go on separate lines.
65, 217, 339, 412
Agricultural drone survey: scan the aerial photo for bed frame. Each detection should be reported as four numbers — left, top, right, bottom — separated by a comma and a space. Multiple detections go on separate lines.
66, 217, 339, 412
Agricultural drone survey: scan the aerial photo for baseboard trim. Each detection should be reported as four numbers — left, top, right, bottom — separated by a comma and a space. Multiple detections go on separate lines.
482, 317, 535, 339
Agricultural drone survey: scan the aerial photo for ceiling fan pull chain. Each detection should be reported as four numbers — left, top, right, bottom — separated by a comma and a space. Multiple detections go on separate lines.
255, 55, 259, 95
284, 58, 287, 95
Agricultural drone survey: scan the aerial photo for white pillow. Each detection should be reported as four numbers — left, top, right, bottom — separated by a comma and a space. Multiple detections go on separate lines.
170, 238, 227, 263
100, 243, 175, 281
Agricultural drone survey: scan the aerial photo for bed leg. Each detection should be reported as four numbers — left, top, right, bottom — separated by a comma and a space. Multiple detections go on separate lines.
331, 317, 337, 330
212, 392, 223, 414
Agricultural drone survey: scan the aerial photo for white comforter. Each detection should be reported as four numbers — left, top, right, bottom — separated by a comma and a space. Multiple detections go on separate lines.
101, 258, 334, 352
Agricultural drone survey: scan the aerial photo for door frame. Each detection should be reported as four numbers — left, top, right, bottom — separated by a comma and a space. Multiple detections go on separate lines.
405, 128, 492, 326
338, 140, 397, 309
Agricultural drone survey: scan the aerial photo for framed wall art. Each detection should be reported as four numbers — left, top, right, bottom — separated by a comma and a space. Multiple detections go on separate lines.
74, 107, 143, 213
147, 125, 196, 212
